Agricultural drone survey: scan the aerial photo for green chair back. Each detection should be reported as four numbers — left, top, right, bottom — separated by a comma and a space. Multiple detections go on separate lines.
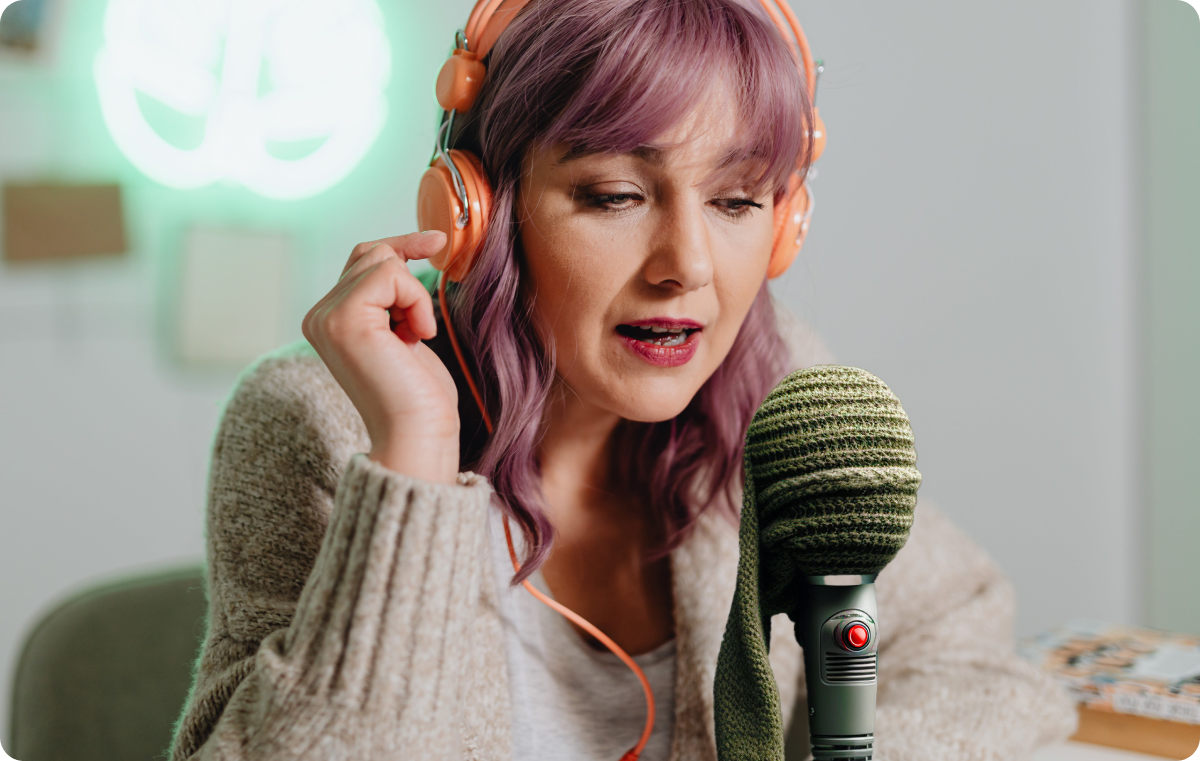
8, 565, 207, 761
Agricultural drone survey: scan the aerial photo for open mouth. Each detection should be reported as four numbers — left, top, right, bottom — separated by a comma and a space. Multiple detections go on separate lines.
615, 323, 701, 347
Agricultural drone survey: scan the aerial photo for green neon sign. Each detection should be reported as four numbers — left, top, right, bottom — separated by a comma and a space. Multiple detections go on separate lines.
93, 0, 391, 200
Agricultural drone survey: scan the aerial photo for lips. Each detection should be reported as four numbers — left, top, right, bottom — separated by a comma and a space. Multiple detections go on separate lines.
616, 318, 703, 367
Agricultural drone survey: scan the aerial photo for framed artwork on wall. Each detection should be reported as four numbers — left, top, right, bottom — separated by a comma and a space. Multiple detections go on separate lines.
0, 0, 58, 63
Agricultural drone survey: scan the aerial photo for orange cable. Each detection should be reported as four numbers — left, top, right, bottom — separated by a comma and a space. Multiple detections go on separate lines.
503, 514, 656, 761
437, 271, 655, 761
438, 272, 494, 434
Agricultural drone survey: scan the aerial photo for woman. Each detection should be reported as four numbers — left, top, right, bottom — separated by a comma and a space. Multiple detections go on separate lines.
169, 0, 1077, 759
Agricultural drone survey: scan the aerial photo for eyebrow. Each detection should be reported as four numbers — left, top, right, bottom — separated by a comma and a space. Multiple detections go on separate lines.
556, 143, 752, 170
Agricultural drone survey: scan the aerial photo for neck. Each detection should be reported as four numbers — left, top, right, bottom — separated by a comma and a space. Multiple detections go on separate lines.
534, 379, 675, 656
536, 379, 624, 512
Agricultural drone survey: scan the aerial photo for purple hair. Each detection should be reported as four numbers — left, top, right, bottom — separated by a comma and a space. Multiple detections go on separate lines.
448, 0, 815, 583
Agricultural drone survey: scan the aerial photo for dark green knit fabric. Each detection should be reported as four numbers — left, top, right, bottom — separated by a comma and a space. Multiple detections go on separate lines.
714, 365, 922, 760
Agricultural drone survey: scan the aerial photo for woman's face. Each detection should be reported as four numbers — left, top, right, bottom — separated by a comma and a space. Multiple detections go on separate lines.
517, 89, 777, 423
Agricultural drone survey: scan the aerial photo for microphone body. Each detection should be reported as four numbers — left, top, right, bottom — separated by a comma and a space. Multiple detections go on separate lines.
713, 365, 919, 761
796, 576, 879, 760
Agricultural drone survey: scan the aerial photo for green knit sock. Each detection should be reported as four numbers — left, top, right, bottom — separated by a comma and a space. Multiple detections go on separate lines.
714, 365, 921, 760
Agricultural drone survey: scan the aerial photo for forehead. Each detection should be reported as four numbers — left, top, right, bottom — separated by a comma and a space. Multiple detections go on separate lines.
549, 90, 755, 173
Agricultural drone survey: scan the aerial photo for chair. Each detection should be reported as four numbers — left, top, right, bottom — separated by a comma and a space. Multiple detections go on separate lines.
8, 565, 207, 761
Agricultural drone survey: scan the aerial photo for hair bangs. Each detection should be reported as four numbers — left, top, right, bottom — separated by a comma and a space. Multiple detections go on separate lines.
526, 0, 814, 201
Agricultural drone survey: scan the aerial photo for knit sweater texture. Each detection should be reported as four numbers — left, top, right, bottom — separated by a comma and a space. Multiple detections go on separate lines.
169, 309, 1078, 761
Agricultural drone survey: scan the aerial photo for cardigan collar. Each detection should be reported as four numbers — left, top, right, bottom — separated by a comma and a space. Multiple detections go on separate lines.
464, 505, 742, 761
665, 508, 743, 761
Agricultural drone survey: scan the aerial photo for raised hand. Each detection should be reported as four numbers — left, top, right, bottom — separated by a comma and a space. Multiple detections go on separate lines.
303, 231, 460, 484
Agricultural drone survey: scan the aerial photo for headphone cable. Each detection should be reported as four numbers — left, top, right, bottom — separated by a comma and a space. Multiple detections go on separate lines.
437, 271, 656, 760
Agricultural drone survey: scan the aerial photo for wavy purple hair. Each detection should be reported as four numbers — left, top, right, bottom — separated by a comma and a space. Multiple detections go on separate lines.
447, 0, 815, 583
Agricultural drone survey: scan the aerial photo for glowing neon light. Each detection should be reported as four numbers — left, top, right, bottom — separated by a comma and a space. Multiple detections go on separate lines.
93, 0, 391, 200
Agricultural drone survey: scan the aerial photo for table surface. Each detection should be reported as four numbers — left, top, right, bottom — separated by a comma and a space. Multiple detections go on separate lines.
1034, 740, 1195, 761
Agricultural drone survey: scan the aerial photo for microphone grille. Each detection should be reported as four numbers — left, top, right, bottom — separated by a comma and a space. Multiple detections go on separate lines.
746, 365, 921, 579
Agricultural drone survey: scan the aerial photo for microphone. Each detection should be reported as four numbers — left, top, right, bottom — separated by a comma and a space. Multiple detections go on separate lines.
714, 365, 921, 761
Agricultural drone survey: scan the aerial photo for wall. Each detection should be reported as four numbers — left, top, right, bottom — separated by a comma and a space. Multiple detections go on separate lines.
773, 0, 1142, 638
0, 0, 476, 743
0, 0, 1154, 746
1143, 0, 1200, 636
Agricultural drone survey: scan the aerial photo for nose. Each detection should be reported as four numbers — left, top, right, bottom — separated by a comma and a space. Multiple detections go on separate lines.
642, 193, 714, 292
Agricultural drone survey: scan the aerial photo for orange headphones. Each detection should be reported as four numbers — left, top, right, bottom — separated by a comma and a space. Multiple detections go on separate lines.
416, 2, 825, 759
417, 0, 826, 284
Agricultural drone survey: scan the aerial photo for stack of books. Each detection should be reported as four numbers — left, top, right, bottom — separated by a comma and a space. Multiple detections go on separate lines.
1019, 620, 1200, 759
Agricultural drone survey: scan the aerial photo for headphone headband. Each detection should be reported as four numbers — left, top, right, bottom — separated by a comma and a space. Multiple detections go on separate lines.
465, 0, 535, 59
463, 0, 816, 97
425, 0, 826, 284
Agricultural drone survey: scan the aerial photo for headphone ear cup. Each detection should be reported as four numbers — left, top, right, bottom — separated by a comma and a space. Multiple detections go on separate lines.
417, 149, 493, 282
809, 107, 827, 164
767, 173, 810, 279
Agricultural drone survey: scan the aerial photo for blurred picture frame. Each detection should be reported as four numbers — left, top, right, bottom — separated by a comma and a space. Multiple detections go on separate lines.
0, 0, 62, 64
173, 227, 292, 369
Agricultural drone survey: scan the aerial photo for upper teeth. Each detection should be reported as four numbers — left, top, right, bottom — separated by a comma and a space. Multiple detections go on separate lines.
637, 325, 685, 333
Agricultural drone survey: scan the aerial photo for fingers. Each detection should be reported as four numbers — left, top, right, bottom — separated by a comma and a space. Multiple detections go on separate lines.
306, 246, 438, 351
338, 243, 407, 286
330, 258, 437, 343
371, 260, 438, 342
389, 305, 425, 345
340, 231, 447, 280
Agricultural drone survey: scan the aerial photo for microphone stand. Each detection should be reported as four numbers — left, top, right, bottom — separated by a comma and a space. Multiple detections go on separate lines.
794, 574, 879, 761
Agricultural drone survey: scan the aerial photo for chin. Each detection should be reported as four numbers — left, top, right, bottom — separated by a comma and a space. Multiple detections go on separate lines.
606, 378, 704, 424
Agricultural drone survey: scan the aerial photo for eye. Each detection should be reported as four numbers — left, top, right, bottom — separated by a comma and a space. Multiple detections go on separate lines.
583, 192, 765, 219
713, 197, 765, 219
586, 193, 642, 213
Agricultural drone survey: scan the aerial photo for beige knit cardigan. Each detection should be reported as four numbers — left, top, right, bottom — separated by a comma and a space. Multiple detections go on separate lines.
170, 318, 1078, 761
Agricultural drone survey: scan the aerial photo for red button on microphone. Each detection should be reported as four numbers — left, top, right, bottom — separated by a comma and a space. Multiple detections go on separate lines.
844, 623, 869, 650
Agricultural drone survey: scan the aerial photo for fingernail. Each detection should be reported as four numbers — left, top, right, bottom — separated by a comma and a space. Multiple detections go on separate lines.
420, 230, 444, 236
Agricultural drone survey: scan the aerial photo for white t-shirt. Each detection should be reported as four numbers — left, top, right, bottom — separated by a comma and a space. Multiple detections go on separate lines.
487, 508, 677, 761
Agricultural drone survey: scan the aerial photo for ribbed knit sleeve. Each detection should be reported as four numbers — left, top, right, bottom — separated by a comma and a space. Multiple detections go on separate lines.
868, 502, 1078, 761
169, 345, 495, 760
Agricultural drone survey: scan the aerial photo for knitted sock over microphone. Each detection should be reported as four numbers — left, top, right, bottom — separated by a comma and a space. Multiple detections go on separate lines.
713, 365, 922, 761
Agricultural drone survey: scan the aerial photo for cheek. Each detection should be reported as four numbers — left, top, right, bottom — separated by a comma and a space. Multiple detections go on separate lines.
518, 210, 630, 356
706, 221, 774, 357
